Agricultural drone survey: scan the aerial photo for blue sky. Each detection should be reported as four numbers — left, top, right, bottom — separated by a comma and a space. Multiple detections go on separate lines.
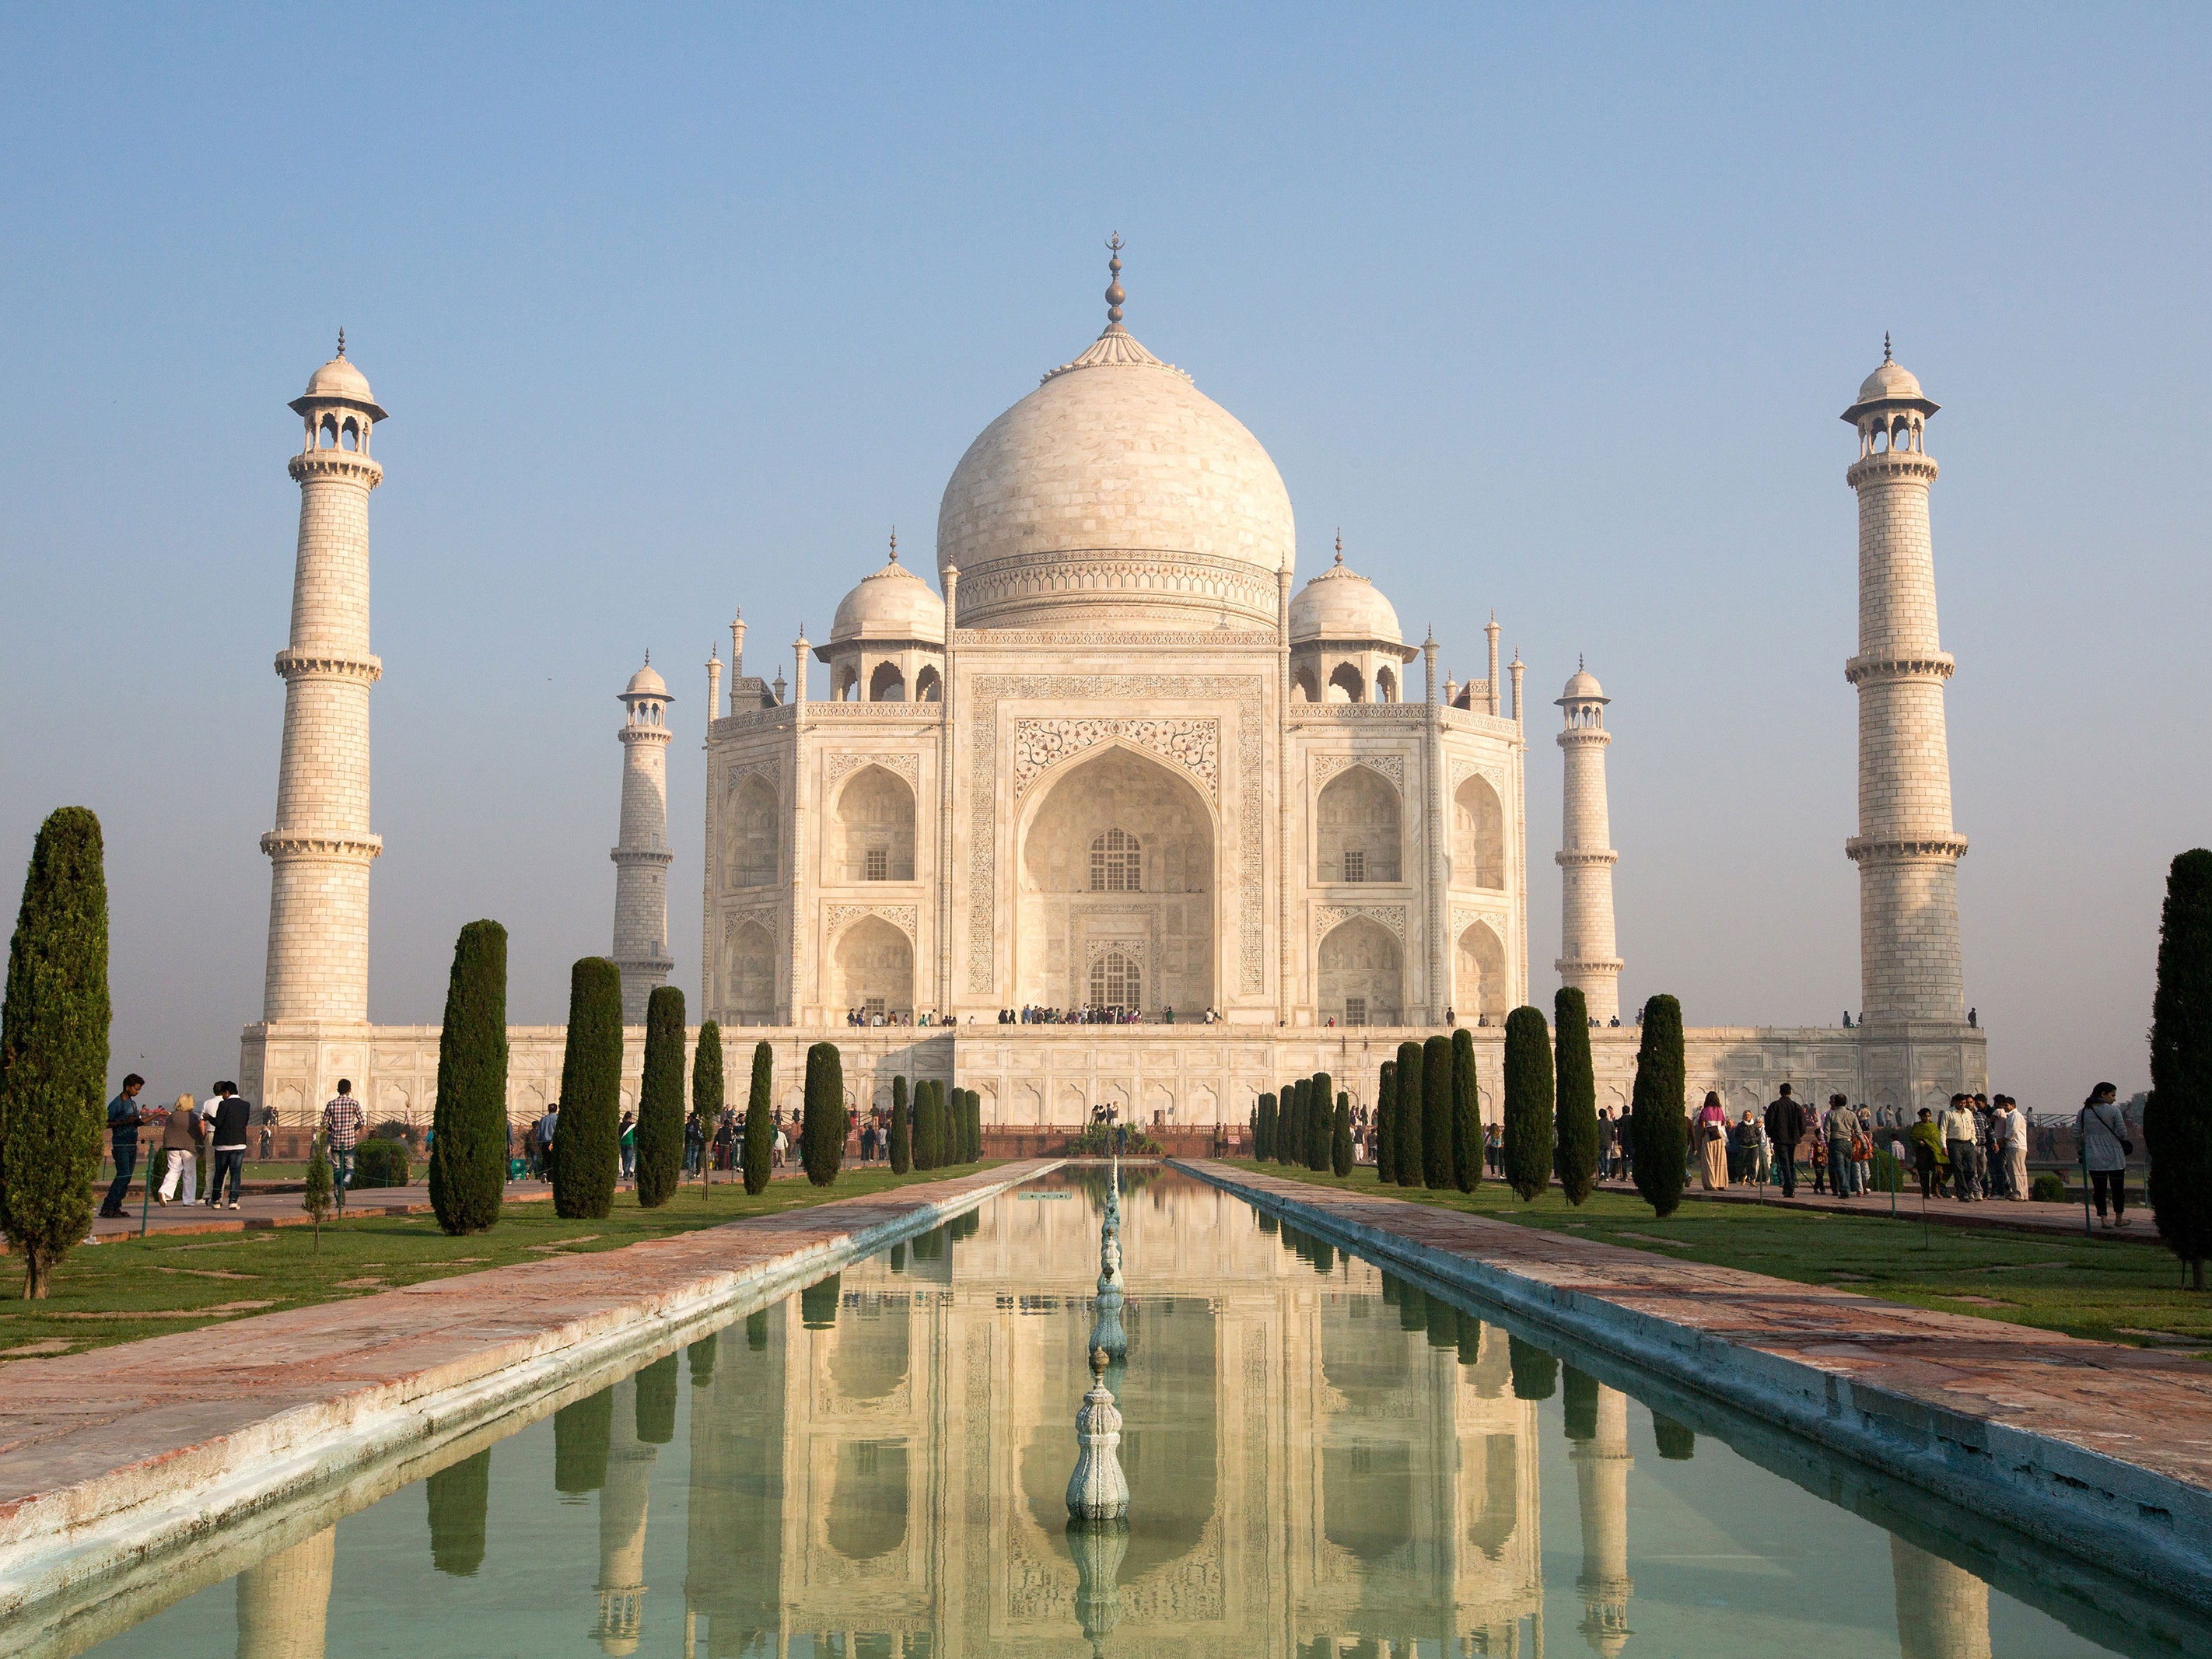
2, 6, 2205, 1104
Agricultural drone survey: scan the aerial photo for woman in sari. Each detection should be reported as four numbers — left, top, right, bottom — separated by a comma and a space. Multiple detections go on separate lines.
1695, 1091, 1731, 1189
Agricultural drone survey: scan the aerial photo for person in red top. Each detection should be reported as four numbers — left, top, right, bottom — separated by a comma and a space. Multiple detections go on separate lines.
321, 1080, 365, 1209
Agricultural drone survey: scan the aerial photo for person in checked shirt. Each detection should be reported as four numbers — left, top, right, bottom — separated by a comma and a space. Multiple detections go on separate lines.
321, 1080, 366, 1209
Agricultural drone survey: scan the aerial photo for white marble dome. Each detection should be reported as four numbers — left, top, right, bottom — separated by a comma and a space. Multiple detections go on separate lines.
622, 658, 670, 701
1855, 359, 1924, 405
1559, 664, 1605, 703
1289, 546, 1402, 645
831, 544, 947, 646
936, 317, 1295, 631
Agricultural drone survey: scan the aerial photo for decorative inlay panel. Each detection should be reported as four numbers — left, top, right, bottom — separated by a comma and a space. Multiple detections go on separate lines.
1312, 752, 1403, 793
1012, 718, 1219, 802
968, 676, 1266, 996
824, 750, 920, 792
1314, 904, 1406, 940
826, 903, 918, 940
1450, 905, 1506, 943
1450, 760, 1509, 796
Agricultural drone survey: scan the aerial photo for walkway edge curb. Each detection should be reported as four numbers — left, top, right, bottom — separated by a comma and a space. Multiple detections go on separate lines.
1175, 1160, 2212, 1617
0, 1162, 1056, 1632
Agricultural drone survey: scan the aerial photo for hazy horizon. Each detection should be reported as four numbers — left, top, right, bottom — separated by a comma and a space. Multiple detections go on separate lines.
2, 8, 2206, 1111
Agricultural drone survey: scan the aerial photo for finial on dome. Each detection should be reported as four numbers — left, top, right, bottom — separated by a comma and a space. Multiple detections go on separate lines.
1104, 233, 1125, 327
336, 327, 346, 359
1334, 529, 1343, 565
888, 527, 898, 564
643, 649, 650, 666
1579, 652, 1584, 670
1883, 331, 1892, 364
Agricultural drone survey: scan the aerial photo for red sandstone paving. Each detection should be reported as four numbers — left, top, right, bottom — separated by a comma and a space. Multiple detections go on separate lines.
1189, 1160, 2212, 1498
0, 1162, 1050, 1525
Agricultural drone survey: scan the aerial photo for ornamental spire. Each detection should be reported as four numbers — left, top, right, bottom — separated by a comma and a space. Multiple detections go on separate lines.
888, 527, 898, 564
1883, 331, 1892, 364
1104, 233, 1125, 327
336, 327, 346, 359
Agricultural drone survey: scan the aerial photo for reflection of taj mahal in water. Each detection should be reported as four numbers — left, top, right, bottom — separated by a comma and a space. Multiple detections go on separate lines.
236, 252, 1984, 1129
222, 1178, 2006, 1658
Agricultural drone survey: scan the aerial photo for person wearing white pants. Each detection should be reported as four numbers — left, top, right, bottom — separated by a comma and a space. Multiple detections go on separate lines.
156, 1092, 202, 1204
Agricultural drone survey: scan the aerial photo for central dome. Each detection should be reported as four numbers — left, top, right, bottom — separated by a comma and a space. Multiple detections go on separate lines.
936, 293, 1295, 630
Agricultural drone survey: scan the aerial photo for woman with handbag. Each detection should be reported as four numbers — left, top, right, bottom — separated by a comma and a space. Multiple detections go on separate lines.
2078, 1082, 2132, 1228
1695, 1091, 1731, 1190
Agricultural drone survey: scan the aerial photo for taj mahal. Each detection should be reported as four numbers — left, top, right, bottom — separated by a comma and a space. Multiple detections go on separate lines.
236, 250, 1986, 1137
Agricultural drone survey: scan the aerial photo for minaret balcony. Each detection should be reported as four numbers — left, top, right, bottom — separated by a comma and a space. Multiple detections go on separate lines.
1843, 652, 1953, 687
273, 649, 382, 684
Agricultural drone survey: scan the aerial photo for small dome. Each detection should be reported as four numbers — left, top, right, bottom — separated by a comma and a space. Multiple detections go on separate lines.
1855, 358, 1923, 406
305, 353, 376, 404
1559, 662, 1607, 704
1289, 544, 1402, 646
831, 544, 947, 647
622, 657, 670, 701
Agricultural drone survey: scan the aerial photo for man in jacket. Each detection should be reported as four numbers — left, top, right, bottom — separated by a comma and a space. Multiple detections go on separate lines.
206, 1085, 253, 1209
1764, 1084, 1808, 1197
1824, 1093, 1860, 1199
99, 1074, 147, 1218
1941, 1094, 1981, 1202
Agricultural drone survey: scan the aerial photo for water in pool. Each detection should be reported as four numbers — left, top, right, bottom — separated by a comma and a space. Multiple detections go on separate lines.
58, 1170, 2198, 1657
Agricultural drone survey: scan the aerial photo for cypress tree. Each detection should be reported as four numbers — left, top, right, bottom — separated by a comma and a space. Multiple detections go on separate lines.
426, 1448, 491, 1577
303, 1132, 333, 1249
1562, 1364, 1599, 1441
1503, 1006, 1555, 1202
1422, 1034, 1454, 1188
1553, 987, 1599, 1206
427, 920, 507, 1235
2147, 849, 2212, 1290
688, 1332, 717, 1388
1395, 1042, 1425, 1186
1507, 1334, 1558, 1400
692, 1021, 726, 1185
1276, 1080, 1300, 1167
1307, 1071, 1334, 1171
888, 1074, 912, 1174
801, 1041, 845, 1185
1652, 1412, 1697, 1461
1332, 1090, 1353, 1177
1451, 1027, 1482, 1192
914, 1080, 939, 1170
1629, 994, 1689, 1218
635, 1353, 678, 1444
800, 1272, 842, 1328
1375, 1062, 1396, 1182
0, 807, 108, 1298
963, 1087, 982, 1163
635, 985, 685, 1208
741, 1041, 774, 1195
1255, 1092, 1276, 1161
551, 957, 622, 1220
746, 1308, 770, 1349
553, 1388, 612, 1495
950, 1086, 967, 1164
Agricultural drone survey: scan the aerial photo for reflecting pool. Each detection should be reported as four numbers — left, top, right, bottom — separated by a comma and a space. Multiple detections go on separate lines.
64, 1170, 2202, 1658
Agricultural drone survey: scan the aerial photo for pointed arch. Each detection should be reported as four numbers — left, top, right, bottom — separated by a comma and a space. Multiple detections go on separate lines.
1318, 765, 1401, 884
832, 764, 916, 882
1317, 915, 1402, 1027
723, 774, 779, 890
1452, 773, 1506, 890
1454, 919, 1507, 1020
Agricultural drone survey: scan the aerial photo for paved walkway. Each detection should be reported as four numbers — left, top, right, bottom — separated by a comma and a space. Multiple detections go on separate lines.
0, 1160, 1052, 1620
1184, 1160, 2212, 1613
87, 1181, 555, 1241
1591, 1174, 2154, 1241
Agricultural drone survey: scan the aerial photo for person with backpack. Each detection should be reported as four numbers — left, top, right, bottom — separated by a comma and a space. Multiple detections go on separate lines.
2078, 1082, 2131, 1228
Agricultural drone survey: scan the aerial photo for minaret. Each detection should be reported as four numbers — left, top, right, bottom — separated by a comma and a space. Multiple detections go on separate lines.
612, 656, 675, 1024
1556, 660, 1622, 1024
236, 1524, 336, 1659
596, 1378, 657, 1655
262, 335, 385, 1024
1572, 1384, 1633, 1657
1844, 342, 1967, 1024
1889, 1537, 1992, 1659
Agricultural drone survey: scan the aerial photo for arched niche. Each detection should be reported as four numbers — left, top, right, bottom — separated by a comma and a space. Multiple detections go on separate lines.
1375, 663, 1398, 703
723, 774, 779, 890
825, 1440, 908, 1563
1463, 1432, 1521, 1561
1292, 665, 1319, 703
1317, 765, 1401, 884
914, 663, 942, 702
831, 915, 912, 1021
723, 919, 775, 1025
1452, 773, 1506, 890
1317, 915, 1401, 1027
829, 1301, 911, 1402
868, 661, 906, 702
1454, 920, 1507, 1021
1324, 1441, 1414, 1565
831, 765, 916, 883
1015, 744, 1214, 1013
1326, 662, 1366, 703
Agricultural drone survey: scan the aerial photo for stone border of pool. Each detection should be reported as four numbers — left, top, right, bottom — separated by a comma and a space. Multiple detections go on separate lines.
0, 1160, 1058, 1639
1176, 1159, 2212, 1617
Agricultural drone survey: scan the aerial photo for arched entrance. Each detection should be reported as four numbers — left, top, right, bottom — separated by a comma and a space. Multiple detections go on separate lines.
832, 915, 913, 1023
1317, 915, 1402, 1027
1016, 746, 1215, 1014
1454, 920, 1507, 1021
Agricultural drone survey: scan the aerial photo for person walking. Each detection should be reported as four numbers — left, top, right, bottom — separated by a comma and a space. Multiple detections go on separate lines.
618, 1110, 637, 1183
1763, 1083, 1807, 1198
206, 1085, 251, 1209
1940, 1094, 1979, 1202
2078, 1082, 2131, 1228
156, 1091, 203, 1205
99, 1074, 149, 1218
1694, 1091, 1730, 1190
1997, 1095, 2029, 1201
1824, 1093, 1858, 1199
1908, 1107, 1947, 1199
535, 1101, 559, 1179
1853, 1102, 1875, 1195
321, 1081, 365, 1210
1728, 1110, 1760, 1184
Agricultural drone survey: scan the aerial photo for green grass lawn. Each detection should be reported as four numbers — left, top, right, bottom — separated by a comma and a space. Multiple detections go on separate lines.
1220, 1160, 2212, 1357
1, 1161, 999, 1363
